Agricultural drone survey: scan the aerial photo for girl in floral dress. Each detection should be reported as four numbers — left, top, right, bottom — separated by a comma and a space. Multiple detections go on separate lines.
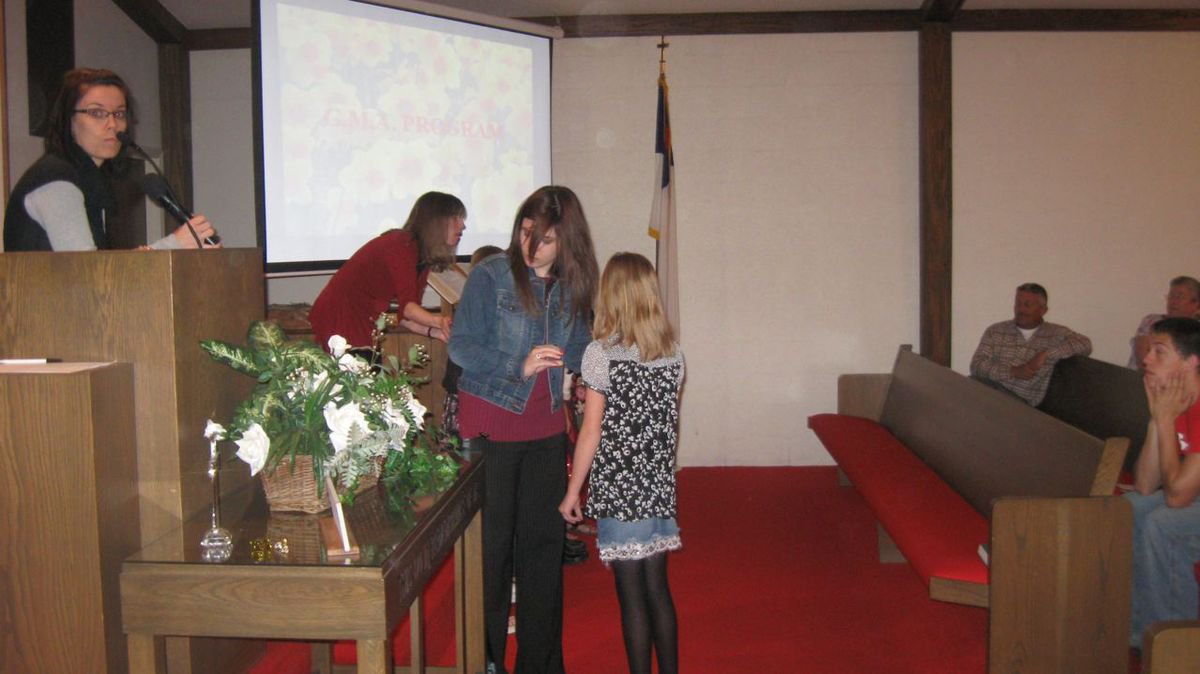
558, 252, 684, 674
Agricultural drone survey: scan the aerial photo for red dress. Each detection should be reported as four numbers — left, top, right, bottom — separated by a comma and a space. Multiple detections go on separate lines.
308, 230, 429, 350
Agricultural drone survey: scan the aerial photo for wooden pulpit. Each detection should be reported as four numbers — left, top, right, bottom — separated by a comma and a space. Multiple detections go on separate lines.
0, 248, 265, 672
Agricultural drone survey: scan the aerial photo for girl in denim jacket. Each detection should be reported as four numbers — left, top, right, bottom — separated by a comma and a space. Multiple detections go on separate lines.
449, 186, 598, 674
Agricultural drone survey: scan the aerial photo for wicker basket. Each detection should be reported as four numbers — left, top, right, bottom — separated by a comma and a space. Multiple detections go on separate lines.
265, 512, 323, 563
259, 455, 379, 514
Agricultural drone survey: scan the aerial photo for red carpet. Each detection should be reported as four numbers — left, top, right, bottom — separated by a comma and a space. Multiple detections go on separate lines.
251, 467, 994, 673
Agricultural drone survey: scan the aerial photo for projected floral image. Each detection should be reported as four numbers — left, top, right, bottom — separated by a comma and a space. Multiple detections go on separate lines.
263, 1, 546, 264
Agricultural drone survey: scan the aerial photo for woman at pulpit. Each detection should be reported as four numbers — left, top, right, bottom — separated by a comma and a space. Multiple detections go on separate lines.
3, 67, 220, 252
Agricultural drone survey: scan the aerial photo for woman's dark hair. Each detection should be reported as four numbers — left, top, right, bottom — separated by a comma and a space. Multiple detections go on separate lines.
44, 68, 136, 165
400, 191, 466, 271
507, 185, 598, 318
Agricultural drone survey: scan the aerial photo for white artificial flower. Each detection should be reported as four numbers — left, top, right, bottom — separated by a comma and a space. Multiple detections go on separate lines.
327, 335, 349, 358
204, 419, 226, 441
234, 423, 271, 476
337, 352, 369, 374
382, 400, 411, 441
405, 391, 427, 430
324, 400, 368, 454
310, 369, 329, 391
310, 369, 343, 398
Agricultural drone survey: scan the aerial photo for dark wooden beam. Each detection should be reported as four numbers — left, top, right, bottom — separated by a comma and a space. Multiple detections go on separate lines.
524, 11, 922, 37
110, 0, 196, 235
921, 0, 966, 23
953, 10, 1200, 31
155, 8, 1200, 44
186, 28, 253, 51
158, 43, 193, 229
111, 0, 186, 44
919, 22, 953, 366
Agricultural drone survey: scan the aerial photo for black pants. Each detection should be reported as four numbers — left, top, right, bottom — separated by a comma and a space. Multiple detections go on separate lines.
477, 433, 568, 674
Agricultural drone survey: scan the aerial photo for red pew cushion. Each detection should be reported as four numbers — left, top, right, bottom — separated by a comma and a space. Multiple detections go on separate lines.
809, 413, 989, 586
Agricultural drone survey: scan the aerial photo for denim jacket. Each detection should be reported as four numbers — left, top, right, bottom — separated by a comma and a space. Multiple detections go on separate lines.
449, 253, 591, 414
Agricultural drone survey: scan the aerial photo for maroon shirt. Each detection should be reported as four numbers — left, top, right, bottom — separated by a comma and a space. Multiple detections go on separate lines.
458, 370, 565, 442
309, 230, 429, 350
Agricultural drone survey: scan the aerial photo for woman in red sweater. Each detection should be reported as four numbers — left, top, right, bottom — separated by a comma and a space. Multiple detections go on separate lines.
309, 191, 465, 351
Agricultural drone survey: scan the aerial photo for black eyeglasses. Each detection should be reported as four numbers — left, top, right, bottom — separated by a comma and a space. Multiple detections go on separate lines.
74, 108, 129, 122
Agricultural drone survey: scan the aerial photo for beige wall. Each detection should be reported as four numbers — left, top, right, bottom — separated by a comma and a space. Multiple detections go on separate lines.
553, 34, 921, 465
952, 32, 1200, 372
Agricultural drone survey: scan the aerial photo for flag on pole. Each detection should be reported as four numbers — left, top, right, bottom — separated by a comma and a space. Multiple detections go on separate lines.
649, 72, 681, 340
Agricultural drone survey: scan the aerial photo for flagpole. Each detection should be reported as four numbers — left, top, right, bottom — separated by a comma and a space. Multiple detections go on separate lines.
649, 35, 680, 341
655, 35, 668, 271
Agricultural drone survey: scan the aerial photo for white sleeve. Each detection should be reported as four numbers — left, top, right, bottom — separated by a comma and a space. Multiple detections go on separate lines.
581, 341, 609, 393
23, 181, 98, 251
149, 231, 183, 249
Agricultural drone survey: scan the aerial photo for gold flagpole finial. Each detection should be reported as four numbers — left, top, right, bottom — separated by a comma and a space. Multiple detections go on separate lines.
657, 35, 669, 75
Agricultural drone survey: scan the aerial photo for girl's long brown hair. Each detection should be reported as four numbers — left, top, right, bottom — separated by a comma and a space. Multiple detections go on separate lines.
593, 252, 674, 361
400, 191, 465, 271
507, 185, 598, 318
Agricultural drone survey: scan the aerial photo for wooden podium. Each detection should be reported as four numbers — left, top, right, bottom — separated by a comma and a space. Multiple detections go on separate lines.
0, 249, 265, 672
0, 362, 138, 674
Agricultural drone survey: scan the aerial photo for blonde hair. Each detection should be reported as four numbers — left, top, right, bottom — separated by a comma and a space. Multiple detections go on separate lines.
593, 252, 674, 361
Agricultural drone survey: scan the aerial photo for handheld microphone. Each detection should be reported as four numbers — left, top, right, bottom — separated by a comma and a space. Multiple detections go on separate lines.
121, 132, 217, 247
137, 174, 193, 222
135, 174, 211, 248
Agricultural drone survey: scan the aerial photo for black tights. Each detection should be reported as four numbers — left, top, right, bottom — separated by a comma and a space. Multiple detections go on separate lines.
612, 554, 678, 674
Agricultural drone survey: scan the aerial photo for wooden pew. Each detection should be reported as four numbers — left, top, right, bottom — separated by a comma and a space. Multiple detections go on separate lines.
1038, 355, 1148, 473
809, 345, 1134, 674
811, 346, 1127, 605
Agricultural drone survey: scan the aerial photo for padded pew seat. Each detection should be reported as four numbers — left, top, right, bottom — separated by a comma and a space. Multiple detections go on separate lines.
809, 413, 988, 587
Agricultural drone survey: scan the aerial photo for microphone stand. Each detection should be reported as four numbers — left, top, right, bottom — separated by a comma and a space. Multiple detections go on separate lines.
119, 132, 206, 248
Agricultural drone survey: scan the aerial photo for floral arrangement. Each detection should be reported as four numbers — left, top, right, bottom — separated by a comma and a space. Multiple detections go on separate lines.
200, 319, 460, 506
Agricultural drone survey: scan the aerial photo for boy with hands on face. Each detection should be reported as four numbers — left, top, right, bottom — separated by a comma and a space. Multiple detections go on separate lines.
1126, 317, 1200, 649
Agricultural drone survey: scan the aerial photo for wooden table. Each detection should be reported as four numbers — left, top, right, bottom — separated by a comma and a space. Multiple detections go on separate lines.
120, 452, 485, 674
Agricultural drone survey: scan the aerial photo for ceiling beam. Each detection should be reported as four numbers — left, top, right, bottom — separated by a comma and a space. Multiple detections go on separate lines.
110, 0, 187, 44
524, 11, 922, 38
145, 9, 1200, 43
186, 28, 254, 51
522, 8, 1200, 38
953, 9, 1200, 31
921, 0, 966, 23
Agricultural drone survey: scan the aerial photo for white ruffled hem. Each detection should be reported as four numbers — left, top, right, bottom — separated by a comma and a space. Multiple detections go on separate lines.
598, 534, 682, 563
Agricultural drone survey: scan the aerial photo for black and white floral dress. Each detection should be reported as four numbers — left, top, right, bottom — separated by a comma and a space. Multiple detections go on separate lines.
581, 337, 685, 562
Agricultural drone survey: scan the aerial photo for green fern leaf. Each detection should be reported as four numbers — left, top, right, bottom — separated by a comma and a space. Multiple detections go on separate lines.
200, 339, 262, 377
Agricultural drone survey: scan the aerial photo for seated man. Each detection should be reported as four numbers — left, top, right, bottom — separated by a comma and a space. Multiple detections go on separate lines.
1128, 275, 1200, 369
1127, 317, 1200, 649
969, 282, 1092, 406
